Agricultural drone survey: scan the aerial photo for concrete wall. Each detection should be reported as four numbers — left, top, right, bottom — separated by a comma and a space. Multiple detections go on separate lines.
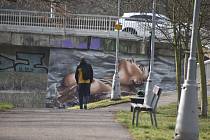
0, 46, 49, 90
0, 90, 46, 108
197, 60, 210, 97
0, 31, 173, 56
197, 60, 210, 83
0, 32, 173, 107
0, 45, 49, 107
155, 42, 174, 57
0, 31, 148, 54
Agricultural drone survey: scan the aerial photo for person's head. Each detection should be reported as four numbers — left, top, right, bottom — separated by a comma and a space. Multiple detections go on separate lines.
80, 57, 86, 64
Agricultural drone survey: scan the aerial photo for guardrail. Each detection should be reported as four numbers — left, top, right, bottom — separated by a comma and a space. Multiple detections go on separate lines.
0, 9, 117, 31
0, 9, 172, 40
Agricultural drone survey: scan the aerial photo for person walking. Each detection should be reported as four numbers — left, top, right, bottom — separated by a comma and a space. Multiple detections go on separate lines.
75, 58, 93, 109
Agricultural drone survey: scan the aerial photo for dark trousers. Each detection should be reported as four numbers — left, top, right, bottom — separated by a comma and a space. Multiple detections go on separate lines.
78, 83, 90, 109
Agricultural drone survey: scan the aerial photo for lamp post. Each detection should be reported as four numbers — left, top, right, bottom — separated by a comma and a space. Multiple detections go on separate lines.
111, 0, 121, 100
174, 0, 200, 139
50, 0, 55, 18
144, 0, 156, 106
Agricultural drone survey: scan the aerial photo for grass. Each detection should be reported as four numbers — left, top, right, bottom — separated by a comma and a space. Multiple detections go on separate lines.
67, 96, 131, 110
116, 97, 210, 140
0, 102, 14, 111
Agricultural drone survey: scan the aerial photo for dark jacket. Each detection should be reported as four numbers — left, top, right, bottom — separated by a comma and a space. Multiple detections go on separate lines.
75, 61, 93, 84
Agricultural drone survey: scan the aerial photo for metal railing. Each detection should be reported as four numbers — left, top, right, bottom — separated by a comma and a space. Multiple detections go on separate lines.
0, 9, 117, 31
0, 9, 172, 40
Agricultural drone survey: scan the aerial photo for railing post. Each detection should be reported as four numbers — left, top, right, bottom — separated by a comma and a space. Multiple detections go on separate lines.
63, 15, 66, 34
19, 11, 21, 26
108, 17, 111, 33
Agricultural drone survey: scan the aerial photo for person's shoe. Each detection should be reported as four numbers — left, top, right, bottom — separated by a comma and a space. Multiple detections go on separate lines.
84, 105, 87, 110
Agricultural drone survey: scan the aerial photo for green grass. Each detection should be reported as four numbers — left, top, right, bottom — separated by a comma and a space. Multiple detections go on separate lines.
67, 96, 131, 110
116, 97, 210, 140
0, 102, 14, 111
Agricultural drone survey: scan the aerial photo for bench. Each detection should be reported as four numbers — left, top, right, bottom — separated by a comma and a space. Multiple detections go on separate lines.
130, 96, 144, 112
131, 85, 162, 127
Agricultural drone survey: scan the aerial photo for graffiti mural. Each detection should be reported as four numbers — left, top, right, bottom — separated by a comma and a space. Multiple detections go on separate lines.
0, 52, 48, 73
0, 46, 49, 91
47, 47, 176, 108
47, 49, 150, 107
0, 55, 15, 71
15, 52, 48, 73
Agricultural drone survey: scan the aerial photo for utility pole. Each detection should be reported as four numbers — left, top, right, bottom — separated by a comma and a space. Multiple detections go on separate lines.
111, 0, 121, 100
50, 0, 55, 18
144, 0, 156, 106
174, 0, 201, 139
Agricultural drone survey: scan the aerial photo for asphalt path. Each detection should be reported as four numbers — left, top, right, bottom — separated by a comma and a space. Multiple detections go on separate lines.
0, 108, 132, 140
1, 90, 208, 140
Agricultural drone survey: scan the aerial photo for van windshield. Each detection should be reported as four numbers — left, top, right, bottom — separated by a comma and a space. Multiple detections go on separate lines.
129, 14, 166, 24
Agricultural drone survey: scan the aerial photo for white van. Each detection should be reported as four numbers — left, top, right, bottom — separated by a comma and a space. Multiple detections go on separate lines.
119, 12, 173, 39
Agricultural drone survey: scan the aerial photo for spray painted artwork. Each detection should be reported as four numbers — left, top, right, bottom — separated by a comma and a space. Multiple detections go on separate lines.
46, 48, 149, 107
0, 46, 49, 91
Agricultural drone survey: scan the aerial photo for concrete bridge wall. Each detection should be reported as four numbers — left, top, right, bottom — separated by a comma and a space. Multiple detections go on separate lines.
0, 31, 150, 54
0, 31, 173, 55
0, 31, 174, 108
0, 91, 46, 108
0, 31, 147, 108
0, 45, 49, 107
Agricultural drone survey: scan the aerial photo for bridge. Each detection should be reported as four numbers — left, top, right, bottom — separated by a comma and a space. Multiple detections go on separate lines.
0, 9, 172, 41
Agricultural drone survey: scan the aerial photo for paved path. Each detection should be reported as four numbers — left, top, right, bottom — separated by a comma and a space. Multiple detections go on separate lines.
0, 109, 132, 140
0, 92, 178, 140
